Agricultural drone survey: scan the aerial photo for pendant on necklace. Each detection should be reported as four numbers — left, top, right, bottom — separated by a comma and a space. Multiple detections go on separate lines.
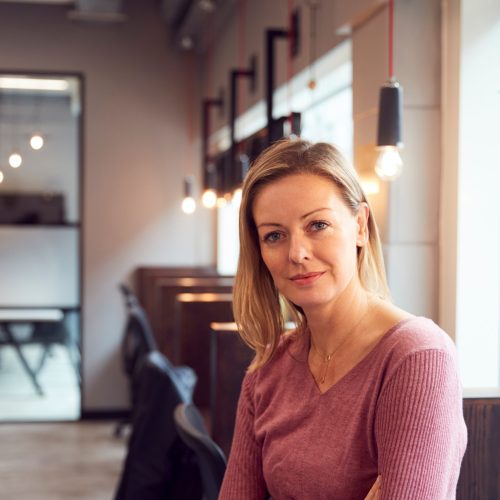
320, 354, 333, 384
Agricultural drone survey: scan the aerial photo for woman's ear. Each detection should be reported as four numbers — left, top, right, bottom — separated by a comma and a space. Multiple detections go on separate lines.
356, 202, 370, 247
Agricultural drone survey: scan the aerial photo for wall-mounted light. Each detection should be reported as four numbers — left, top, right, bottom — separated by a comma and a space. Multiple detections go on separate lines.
202, 188, 217, 208
181, 176, 196, 214
201, 161, 217, 207
8, 152, 22, 168
375, 0, 404, 182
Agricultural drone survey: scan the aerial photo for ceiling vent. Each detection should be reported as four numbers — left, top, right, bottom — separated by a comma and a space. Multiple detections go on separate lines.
67, 0, 126, 23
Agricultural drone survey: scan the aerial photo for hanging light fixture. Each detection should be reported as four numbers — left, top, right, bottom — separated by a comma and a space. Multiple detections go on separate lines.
202, 188, 217, 208
30, 132, 44, 150
375, 0, 403, 181
201, 162, 217, 208
181, 175, 197, 214
8, 151, 22, 168
0, 170, 4, 183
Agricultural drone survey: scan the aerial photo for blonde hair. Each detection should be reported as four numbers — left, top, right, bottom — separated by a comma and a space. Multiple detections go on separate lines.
233, 139, 389, 371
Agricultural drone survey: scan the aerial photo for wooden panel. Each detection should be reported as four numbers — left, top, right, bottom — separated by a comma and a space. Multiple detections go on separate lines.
457, 398, 500, 499
173, 293, 234, 409
156, 278, 233, 357
134, 266, 233, 355
210, 322, 253, 456
135, 266, 219, 329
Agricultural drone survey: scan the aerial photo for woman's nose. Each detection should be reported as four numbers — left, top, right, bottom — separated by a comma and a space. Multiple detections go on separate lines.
288, 235, 311, 263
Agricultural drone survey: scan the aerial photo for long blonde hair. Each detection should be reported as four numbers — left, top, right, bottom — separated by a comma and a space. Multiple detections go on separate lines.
233, 139, 389, 371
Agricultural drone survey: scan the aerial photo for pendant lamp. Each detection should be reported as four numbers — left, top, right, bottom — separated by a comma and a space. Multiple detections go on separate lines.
181, 176, 196, 214
375, 0, 403, 181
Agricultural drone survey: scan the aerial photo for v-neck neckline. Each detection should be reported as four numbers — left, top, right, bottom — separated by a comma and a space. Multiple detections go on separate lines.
303, 316, 416, 396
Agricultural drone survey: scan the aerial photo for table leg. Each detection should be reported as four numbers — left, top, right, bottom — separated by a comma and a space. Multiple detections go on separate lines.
4, 324, 44, 396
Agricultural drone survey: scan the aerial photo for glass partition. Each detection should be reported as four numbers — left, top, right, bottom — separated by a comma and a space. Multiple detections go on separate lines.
0, 73, 82, 421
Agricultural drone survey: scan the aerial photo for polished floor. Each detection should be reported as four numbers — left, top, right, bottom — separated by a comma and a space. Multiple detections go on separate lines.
0, 343, 80, 421
0, 422, 127, 500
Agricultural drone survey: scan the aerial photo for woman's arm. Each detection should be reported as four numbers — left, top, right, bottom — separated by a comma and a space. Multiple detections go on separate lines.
375, 349, 467, 499
219, 373, 268, 499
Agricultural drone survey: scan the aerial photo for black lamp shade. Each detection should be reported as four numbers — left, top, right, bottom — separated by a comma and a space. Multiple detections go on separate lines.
184, 176, 195, 198
377, 81, 403, 147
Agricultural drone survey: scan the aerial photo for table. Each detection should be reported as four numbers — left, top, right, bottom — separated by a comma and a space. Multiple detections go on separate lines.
0, 308, 69, 395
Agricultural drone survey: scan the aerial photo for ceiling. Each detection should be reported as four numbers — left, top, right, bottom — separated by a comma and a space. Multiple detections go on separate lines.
0, 0, 237, 53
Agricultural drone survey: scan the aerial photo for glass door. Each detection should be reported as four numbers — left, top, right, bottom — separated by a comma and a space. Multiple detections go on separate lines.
0, 72, 82, 421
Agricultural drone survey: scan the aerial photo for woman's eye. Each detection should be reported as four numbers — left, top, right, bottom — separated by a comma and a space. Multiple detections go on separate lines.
310, 221, 329, 231
263, 231, 282, 243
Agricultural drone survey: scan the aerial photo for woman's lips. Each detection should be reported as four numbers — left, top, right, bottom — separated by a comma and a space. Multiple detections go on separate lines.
289, 272, 324, 286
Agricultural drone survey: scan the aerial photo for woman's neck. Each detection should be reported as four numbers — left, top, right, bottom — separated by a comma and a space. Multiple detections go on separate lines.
305, 284, 373, 356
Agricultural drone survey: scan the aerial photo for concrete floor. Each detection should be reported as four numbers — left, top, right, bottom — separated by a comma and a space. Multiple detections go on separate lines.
0, 422, 127, 500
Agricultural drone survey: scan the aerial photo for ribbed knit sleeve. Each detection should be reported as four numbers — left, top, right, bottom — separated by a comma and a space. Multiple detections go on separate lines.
375, 349, 466, 499
219, 373, 267, 499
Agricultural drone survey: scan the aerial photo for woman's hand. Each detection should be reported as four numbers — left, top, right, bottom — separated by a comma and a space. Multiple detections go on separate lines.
364, 475, 381, 500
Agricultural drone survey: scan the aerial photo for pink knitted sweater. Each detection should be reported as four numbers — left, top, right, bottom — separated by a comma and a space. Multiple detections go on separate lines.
219, 317, 467, 499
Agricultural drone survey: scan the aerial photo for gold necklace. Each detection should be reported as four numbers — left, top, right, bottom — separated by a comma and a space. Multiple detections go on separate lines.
310, 331, 352, 385
310, 311, 369, 385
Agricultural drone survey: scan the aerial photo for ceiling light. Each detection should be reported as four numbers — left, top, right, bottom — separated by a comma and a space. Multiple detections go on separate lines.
8, 152, 22, 168
0, 77, 69, 92
30, 133, 44, 150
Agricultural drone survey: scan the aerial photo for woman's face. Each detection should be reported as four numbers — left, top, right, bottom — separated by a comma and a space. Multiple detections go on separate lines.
252, 173, 368, 315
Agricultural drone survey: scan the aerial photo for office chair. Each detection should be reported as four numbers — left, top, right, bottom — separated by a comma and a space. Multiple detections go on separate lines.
116, 284, 197, 436
174, 403, 227, 500
115, 351, 203, 500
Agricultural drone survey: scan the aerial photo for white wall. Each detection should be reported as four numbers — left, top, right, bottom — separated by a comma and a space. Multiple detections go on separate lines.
455, 0, 500, 386
0, 0, 214, 411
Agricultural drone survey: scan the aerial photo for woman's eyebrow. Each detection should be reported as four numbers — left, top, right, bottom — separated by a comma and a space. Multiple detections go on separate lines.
300, 208, 332, 219
256, 222, 283, 229
256, 208, 333, 229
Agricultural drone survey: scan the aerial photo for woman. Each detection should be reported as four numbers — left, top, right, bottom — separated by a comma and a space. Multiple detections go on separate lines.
219, 139, 467, 499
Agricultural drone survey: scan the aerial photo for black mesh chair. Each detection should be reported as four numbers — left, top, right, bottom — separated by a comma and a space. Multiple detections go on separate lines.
115, 351, 203, 500
119, 283, 157, 378
117, 284, 197, 435
174, 403, 227, 500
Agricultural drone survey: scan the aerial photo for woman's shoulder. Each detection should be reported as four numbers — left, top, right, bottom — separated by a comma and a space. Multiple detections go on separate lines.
388, 316, 455, 353
244, 327, 305, 382
378, 316, 458, 377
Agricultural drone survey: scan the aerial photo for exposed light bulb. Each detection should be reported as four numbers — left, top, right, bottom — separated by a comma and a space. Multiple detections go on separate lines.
374, 146, 403, 181
201, 189, 217, 208
232, 188, 242, 207
30, 133, 44, 150
360, 179, 380, 195
0, 170, 4, 183
182, 196, 196, 214
9, 152, 22, 168
216, 197, 227, 208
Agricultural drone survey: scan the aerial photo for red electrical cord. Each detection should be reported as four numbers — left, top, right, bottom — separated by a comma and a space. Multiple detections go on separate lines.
388, 0, 394, 80
287, 0, 294, 128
